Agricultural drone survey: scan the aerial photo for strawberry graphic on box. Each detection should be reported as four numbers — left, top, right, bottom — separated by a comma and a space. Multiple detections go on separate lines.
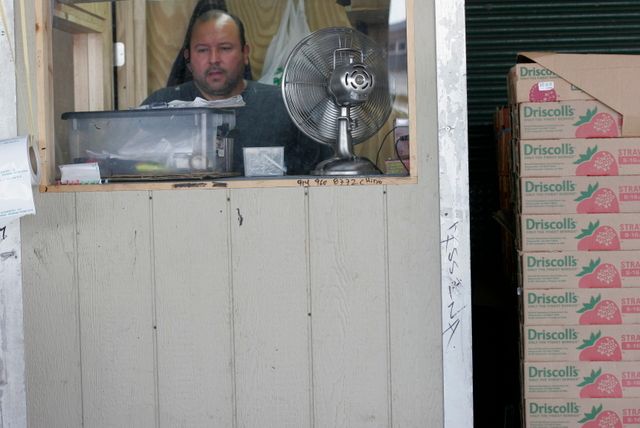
574, 107, 621, 138
576, 221, 621, 251
577, 368, 623, 398
578, 405, 622, 428
574, 146, 619, 176
529, 82, 557, 102
576, 259, 622, 288
577, 331, 623, 361
575, 183, 620, 213
577, 294, 622, 324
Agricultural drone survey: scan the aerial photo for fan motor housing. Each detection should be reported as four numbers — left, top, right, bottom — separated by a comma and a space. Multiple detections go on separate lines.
329, 63, 374, 105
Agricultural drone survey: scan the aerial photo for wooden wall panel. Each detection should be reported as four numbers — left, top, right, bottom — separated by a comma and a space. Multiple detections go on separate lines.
387, 1, 443, 425
115, 0, 148, 109
230, 188, 312, 428
21, 193, 83, 428
308, 187, 389, 428
152, 190, 234, 427
387, 185, 444, 427
75, 192, 156, 427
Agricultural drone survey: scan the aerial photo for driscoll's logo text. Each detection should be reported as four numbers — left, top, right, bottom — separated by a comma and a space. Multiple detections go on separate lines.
528, 365, 579, 378
529, 402, 580, 415
525, 180, 576, 193
527, 327, 578, 341
524, 143, 575, 156
526, 218, 577, 231
527, 291, 578, 305
527, 255, 577, 268
524, 105, 575, 118
520, 67, 557, 78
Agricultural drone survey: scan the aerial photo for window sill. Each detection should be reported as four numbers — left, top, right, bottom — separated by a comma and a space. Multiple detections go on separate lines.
39, 175, 417, 193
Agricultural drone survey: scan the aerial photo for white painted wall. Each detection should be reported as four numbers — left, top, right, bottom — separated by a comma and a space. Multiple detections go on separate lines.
17, 1, 471, 427
0, 0, 28, 425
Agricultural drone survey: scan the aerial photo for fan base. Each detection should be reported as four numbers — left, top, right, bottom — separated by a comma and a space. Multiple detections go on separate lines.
311, 157, 381, 176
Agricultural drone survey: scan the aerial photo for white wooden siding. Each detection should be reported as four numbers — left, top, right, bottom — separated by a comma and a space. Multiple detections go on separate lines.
21, 194, 82, 427
0, 0, 28, 424
153, 190, 233, 427
19, 1, 454, 427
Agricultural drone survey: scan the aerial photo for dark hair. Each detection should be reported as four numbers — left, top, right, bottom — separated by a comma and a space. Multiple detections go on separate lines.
166, 1, 252, 86
188, 10, 247, 49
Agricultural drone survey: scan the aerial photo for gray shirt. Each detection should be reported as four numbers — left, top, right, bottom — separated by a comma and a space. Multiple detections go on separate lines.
142, 80, 331, 175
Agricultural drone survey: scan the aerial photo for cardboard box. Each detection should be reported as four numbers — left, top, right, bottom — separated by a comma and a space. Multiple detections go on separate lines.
517, 52, 640, 137
523, 324, 640, 361
518, 213, 640, 252
508, 63, 593, 104
521, 251, 640, 289
385, 159, 410, 175
524, 361, 640, 398
525, 398, 640, 427
518, 176, 640, 214
516, 100, 623, 140
516, 138, 640, 177
523, 288, 640, 325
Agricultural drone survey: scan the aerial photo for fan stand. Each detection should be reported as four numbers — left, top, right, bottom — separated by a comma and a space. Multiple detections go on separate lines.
311, 106, 381, 176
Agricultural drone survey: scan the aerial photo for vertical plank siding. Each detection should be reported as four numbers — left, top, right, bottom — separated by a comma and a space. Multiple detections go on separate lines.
76, 192, 156, 427
152, 190, 234, 427
309, 187, 389, 428
22, 194, 83, 428
231, 188, 311, 428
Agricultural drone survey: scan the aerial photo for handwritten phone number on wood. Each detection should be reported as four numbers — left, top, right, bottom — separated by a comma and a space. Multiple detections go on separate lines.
296, 177, 384, 187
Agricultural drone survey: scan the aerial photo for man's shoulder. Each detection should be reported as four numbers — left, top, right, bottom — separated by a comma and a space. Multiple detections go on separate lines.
141, 81, 200, 105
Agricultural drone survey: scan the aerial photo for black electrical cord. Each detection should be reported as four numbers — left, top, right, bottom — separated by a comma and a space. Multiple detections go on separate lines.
374, 126, 397, 168
394, 136, 410, 174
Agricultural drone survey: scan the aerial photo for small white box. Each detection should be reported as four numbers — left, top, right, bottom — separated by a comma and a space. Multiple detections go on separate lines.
243, 146, 285, 177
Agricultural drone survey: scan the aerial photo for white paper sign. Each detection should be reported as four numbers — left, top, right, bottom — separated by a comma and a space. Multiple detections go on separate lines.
0, 136, 36, 226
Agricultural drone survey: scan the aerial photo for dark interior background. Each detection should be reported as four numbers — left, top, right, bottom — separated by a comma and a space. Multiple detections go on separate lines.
464, 1, 640, 426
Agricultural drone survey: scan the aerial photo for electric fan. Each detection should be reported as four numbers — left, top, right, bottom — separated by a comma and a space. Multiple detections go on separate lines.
281, 27, 393, 175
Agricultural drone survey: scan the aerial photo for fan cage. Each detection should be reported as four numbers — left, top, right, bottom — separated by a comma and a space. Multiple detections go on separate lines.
282, 27, 393, 146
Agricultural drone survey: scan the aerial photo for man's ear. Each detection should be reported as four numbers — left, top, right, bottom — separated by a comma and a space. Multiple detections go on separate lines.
242, 44, 250, 65
183, 49, 190, 64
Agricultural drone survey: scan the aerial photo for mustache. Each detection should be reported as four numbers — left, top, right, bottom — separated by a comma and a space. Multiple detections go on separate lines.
206, 66, 226, 74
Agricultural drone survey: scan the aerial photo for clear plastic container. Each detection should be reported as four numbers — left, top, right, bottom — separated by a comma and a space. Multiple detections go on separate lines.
60, 107, 236, 180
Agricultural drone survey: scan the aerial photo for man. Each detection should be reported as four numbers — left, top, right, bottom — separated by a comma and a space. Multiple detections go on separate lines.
142, 10, 329, 175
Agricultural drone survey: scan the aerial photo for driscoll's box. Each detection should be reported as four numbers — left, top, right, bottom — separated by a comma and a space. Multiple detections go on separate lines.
524, 361, 640, 398
518, 176, 640, 214
508, 63, 593, 104
525, 398, 640, 427
518, 214, 640, 252
520, 251, 640, 289
524, 325, 640, 361
516, 138, 640, 177
517, 101, 622, 140
523, 289, 640, 325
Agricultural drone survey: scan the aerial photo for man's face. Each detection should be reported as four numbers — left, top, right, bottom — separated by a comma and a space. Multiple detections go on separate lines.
186, 16, 249, 100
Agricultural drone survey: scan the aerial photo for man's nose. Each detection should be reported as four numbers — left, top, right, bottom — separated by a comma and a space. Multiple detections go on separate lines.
208, 49, 220, 64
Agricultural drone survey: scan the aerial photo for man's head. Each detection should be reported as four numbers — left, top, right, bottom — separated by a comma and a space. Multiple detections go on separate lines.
184, 10, 250, 100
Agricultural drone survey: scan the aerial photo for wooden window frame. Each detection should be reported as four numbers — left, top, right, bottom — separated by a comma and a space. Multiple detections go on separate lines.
35, 0, 417, 192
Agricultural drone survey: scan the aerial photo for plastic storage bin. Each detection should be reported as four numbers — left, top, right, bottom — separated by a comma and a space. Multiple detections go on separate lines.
60, 107, 237, 180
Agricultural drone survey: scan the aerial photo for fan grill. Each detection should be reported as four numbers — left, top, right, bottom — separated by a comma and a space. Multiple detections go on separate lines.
282, 27, 392, 145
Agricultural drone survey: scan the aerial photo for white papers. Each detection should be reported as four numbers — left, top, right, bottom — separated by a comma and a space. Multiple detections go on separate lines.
167, 95, 245, 108
139, 95, 246, 109
59, 162, 102, 184
0, 136, 36, 227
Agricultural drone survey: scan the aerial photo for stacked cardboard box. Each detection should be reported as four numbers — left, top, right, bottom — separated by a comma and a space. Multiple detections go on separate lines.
508, 53, 640, 428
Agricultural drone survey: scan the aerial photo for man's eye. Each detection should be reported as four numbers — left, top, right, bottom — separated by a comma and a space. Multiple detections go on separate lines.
196, 48, 209, 54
